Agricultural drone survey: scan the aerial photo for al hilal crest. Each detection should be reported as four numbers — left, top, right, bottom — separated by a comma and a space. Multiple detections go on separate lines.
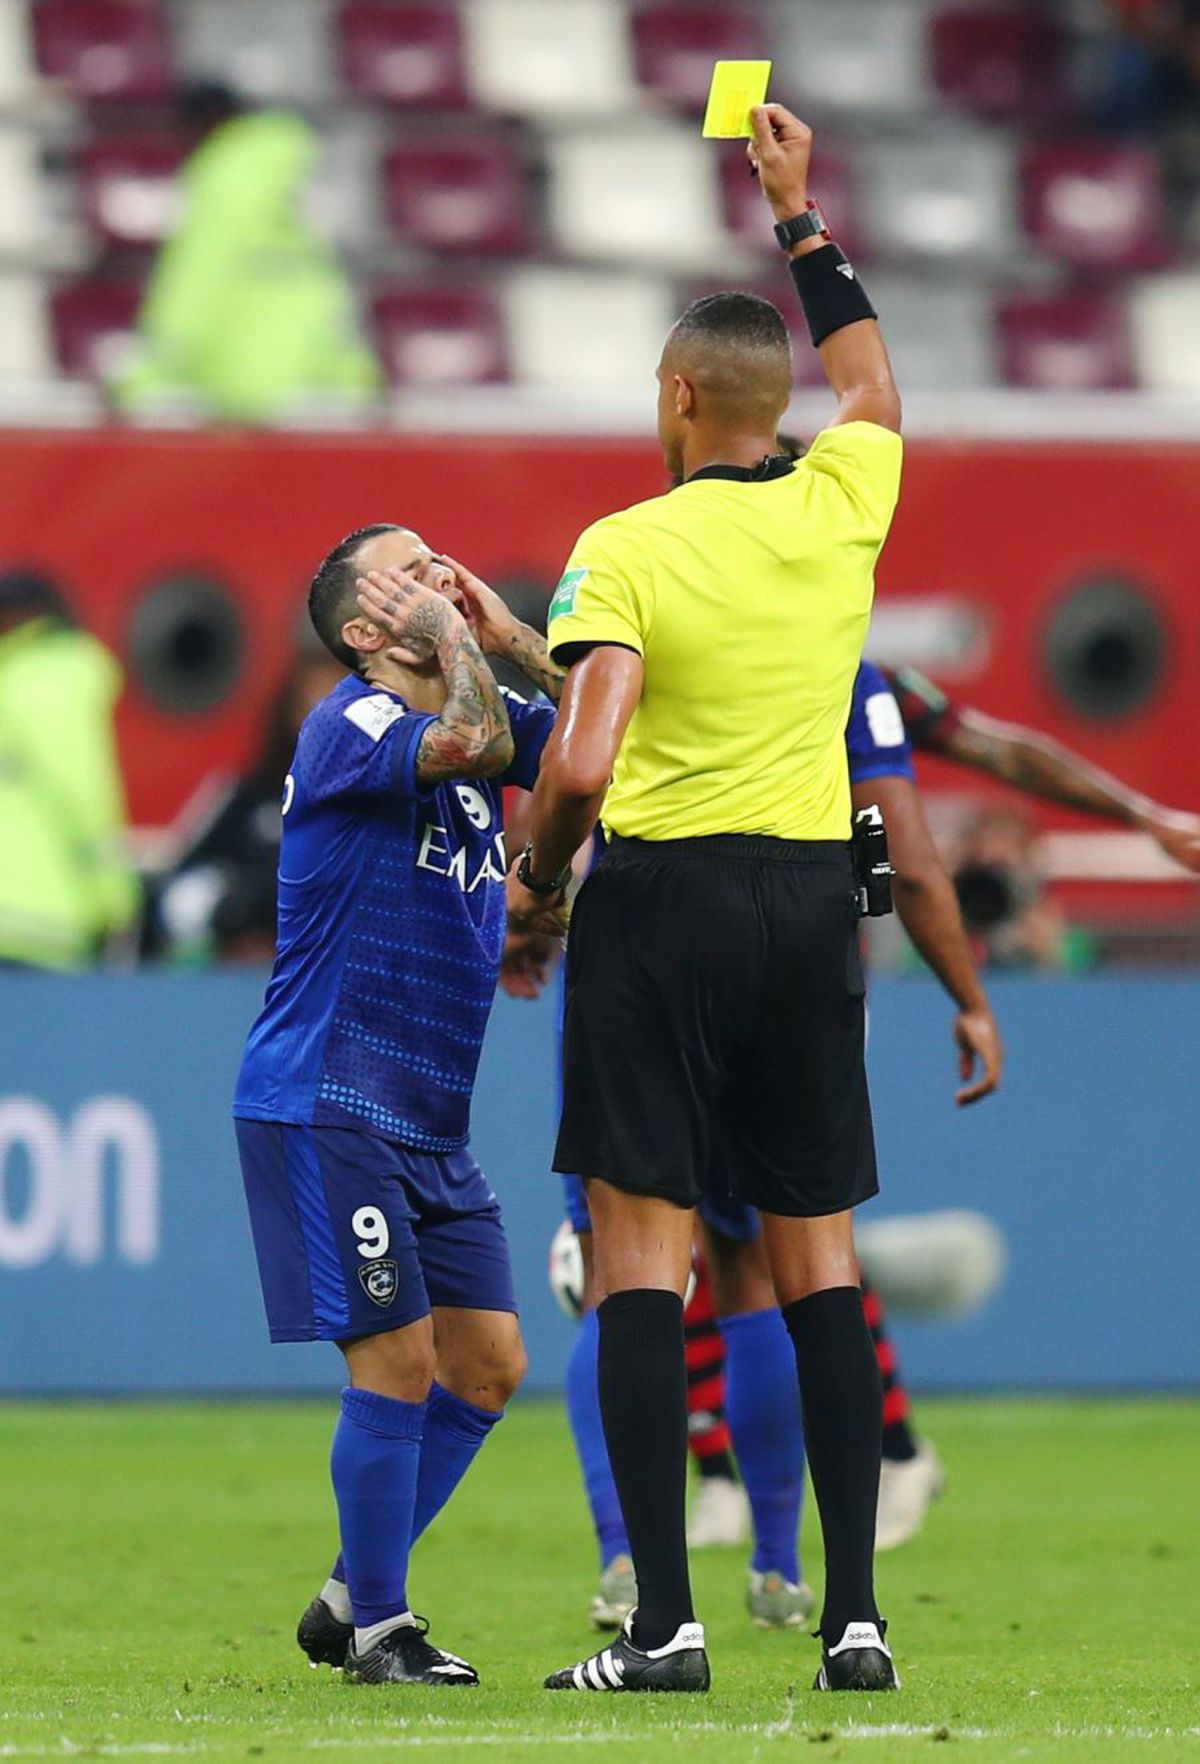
358, 1259, 399, 1307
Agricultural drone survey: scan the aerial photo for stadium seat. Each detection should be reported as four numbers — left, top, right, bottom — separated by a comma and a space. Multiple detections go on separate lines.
720, 138, 861, 258
1129, 271, 1200, 392
78, 135, 188, 247
371, 285, 507, 385
0, 0, 36, 107
778, 0, 933, 117
0, 125, 41, 256
336, 2, 467, 106
1022, 142, 1170, 270
858, 131, 1018, 263
860, 274, 995, 387
462, 0, 635, 116
996, 292, 1133, 390
384, 137, 533, 255
0, 273, 54, 381
631, 3, 766, 112
930, 5, 1066, 121
504, 266, 675, 390
546, 123, 729, 269
49, 277, 143, 381
32, 0, 173, 103
172, 0, 334, 103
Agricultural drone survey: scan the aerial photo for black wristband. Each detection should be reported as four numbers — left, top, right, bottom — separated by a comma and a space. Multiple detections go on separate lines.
789, 243, 877, 348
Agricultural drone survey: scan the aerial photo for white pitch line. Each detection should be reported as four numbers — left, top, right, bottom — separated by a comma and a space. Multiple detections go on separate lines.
3, 1722, 1200, 1758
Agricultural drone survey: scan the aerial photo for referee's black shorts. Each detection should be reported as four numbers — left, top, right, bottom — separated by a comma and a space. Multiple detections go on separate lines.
554, 834, 878, 1219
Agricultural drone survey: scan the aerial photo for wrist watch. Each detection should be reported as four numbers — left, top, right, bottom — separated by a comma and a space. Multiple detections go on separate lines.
516, 842, 571, 897
774, 200, 831, 252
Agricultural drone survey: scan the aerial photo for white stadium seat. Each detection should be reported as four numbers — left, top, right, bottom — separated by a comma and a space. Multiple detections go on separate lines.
0, 274, 54, 380
857, 128, 1019, 264
1129, 271, 1200, 393
547, 122, 731, 271
861, 274, 996, 387
169, 0, 335, 104
504, 266, 674, 391
777, 0, 934, 118
463, 0, 636, 116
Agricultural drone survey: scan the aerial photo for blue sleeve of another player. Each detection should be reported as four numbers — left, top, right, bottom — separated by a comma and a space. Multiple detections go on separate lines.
298, 693, 439, 807
846, 661, 916, 785
499, 688, 558, 791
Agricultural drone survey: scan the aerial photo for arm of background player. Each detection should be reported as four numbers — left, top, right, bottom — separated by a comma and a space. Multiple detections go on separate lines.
507, 646, 644, 933
856, 771, 1003, 1106
942, 710, 1200, 874
446, 557, 566, 703
357, 570, 514, 783
749, 103, 901, 434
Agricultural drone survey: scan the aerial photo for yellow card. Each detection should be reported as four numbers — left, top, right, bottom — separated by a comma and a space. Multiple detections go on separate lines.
701, 60, 772, 139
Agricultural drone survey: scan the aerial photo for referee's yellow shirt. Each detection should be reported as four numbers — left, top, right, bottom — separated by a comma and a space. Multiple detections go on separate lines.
547, 421, 903, 843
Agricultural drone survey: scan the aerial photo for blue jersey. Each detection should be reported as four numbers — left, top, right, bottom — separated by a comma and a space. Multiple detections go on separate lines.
846, 660, 915, 787
234, 674, 555, 1152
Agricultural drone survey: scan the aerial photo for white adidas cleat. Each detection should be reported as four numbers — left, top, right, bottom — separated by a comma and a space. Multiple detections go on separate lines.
687, 1475, 751, 1549
876, 1439, 947, 1552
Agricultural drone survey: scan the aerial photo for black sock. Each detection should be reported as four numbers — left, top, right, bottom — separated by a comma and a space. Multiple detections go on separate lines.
696, 1448, 737, 1481
598, 1289, 695, 1651
881, 1417, 919, 1463
782, 1285, 883, 1645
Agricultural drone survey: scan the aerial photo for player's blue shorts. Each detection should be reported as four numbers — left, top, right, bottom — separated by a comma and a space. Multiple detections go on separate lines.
559, 1172, 759, 1243
236, 1120, 516, 1344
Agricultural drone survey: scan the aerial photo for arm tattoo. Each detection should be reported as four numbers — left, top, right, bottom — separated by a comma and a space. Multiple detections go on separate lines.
502, 622, 566, 703
416, 622, 514, 783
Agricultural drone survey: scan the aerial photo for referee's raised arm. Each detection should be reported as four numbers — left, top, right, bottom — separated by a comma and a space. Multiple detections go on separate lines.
749, 102, 901, 435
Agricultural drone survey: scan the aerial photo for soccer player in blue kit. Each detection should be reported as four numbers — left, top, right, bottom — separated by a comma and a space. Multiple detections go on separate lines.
233, 525, 564, 1687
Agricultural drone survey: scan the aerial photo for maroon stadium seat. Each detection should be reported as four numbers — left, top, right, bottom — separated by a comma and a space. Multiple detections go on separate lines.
33, 0, 173, 103
371, 286, 507, 385
720, 138, 860, 258
631, 4, 766, 111
49, 278, 143, 380
1022, 142, 1170, 270
996, 292, 1134, 390
336, 2, 467, 106
383, 138, 532, 255
931, 5, 1065, 122
79, 135, 189, 247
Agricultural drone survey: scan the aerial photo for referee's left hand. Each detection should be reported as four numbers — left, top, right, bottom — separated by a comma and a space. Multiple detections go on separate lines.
954, 1005, 1003, 1107
506, 868, 569, 940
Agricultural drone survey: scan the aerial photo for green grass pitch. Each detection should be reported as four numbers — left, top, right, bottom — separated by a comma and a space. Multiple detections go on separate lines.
2, 1396, 1198, 1762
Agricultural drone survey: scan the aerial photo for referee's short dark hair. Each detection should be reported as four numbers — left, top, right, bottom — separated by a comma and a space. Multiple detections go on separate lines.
308, 524, 399, 669
673, 291, 791, 357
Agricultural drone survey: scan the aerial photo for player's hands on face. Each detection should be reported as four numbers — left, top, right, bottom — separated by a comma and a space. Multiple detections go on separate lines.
953, 1003, 1003, 1107
499, 927, 561, 1000
747, 103, 813, 222
356, 567, 463, 667
506, 867, 569, 940
1147, 810, 1200, 875
443, 556, 520, 656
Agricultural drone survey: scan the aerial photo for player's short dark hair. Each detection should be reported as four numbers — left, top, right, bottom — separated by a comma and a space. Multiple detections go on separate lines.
308, 524, 399, 670
672, 291, 791, 359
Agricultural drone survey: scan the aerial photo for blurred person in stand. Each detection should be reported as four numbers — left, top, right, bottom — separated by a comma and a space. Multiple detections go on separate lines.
0, 571, 139, 970
951, 805, 1099, 972
157, 644, 345, 963
114, 82, 381, 425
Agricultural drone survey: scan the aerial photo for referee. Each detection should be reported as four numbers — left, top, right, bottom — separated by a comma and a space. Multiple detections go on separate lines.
508, 104, 903, 1695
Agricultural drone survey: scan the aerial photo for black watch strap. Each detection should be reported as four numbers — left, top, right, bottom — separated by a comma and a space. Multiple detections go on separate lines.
774, 202, 830, 252
516, 843, 571, 897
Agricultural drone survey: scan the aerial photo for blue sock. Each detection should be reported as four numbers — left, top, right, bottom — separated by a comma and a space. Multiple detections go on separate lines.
411, 1381, 501, 1541
330, 1386, 425, 1628
566, 1308, 630, 1568
720, 1308, 806, 1584
327, 1384, 501, 1593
